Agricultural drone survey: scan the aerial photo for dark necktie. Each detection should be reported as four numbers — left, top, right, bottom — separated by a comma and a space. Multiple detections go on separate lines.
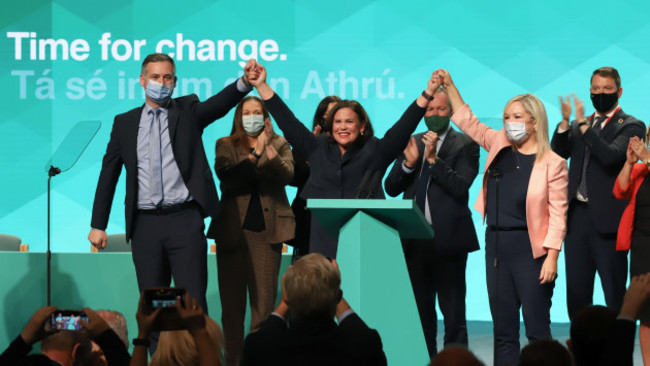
149, 109, 163, 206
415, 162, 430, 213
578, 115, 606, 200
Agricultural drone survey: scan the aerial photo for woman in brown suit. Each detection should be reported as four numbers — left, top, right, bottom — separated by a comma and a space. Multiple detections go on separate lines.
210, 96, 295, 366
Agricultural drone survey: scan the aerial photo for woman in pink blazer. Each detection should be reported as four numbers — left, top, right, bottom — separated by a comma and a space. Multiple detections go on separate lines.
614, 129, 650, 364
437, 70, 568, 366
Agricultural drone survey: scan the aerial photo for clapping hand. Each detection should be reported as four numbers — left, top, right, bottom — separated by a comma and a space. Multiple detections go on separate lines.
630, 136, 650, 163
422, 131, 438, 163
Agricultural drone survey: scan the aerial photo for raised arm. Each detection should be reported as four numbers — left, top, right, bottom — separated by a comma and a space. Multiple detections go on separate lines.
250, 63, 318, 158
375, 72, 441, 169
194, 60, 256, 128
438, 69, 499, 151
550, 95, 575, 159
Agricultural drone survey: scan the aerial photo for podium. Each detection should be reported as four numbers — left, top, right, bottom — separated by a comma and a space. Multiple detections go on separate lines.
308, 199, 434, 365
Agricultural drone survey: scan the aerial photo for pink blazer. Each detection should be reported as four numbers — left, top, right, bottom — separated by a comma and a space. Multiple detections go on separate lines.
451, 104, 569, 259
613, 163, 649, 251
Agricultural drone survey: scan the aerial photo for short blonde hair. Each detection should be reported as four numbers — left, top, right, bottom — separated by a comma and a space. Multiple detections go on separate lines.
284, 253, 341, 319
504, 93, 550, 161
150, 315, 224, 366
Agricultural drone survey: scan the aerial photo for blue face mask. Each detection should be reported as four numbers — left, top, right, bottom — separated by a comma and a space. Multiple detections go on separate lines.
242, 115, 265, 136
146, 79, 174, 104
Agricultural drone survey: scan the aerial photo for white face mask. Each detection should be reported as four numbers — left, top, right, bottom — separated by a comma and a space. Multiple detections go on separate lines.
242, 115, 265, 136
504, 122, 530, 144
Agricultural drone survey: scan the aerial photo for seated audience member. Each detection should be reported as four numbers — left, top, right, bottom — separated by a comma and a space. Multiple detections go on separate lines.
569, 273, 650, 366
428, 347, 484, 366
41, 331, 93, 366
241, 253, 387, 366
82, 308, 131, 366
130, 293, 223, 366
0, 305, 128, 366
96, 310, 129, 349
519, 339, 571, 366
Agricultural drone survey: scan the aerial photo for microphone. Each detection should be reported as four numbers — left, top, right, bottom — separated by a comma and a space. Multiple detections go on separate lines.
488, 167, 502, 178
355, 170, 373, 199
364, 170, 383, 199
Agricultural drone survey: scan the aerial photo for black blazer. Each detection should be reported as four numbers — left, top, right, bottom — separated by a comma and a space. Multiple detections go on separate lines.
551, 109, 645, 233
242, 313, 387, 366
384, 128, 480, 254
91, 81, 248, 239
264, 94, 426, 200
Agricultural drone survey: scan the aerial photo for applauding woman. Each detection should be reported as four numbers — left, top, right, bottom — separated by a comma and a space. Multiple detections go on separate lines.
249, 62, 440, 257
208, 96, 295, 366
614, 129, 650, 365
437, 70, 568, 366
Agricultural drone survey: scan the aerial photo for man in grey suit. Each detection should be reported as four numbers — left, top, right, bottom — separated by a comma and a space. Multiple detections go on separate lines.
384, 88, 480, 358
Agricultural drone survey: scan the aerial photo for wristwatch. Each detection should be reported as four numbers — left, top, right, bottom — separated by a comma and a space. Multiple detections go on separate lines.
421, 90, 434, 101
645, 159, 650, 169
577, 120, 589, 128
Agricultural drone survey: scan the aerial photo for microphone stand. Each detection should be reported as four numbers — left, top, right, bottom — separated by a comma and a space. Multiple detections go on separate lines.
489, 167, 502, 366
47, 166, 61, 306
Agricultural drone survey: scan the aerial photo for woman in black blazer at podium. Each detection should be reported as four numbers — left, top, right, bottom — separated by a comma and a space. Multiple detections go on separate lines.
249, 61, 441, 257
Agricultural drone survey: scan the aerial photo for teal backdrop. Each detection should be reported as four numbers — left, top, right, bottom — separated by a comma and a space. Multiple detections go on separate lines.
2, 0, 650, 325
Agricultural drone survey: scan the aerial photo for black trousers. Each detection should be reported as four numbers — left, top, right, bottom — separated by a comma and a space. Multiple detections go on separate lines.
485, 229, 554, 366
131, 206, 209, 310
402, 238, 469, 358
564, 202, 628, 319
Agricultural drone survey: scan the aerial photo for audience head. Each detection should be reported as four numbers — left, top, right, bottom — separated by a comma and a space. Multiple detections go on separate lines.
520, 339, 572, 366
95, 309, 129, 348
428, 346, 484, 366
283, 253, 342, 320
326, 100, 374, 150
40, 331, 92, 366
569, 305, 618, 366
150, 314, 224, 366
313, 95, 342, 133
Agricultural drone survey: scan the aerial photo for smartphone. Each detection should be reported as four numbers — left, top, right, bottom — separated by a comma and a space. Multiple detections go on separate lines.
144, 287, 186, 310
48, 310, 88, 331
143, 287, 186, 331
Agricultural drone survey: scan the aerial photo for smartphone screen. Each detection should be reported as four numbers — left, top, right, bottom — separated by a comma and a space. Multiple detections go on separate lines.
145, 287, 186, 310
50, 310, 88, 331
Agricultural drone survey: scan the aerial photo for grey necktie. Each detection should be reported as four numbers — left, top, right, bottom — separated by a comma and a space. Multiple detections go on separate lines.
149, 109, 163, 206
577, 115, 606, 200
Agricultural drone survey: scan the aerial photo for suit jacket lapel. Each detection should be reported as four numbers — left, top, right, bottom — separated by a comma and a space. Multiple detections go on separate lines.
126, 106, 143, 161
600, 108, 623, 139
437, 129, 456, 159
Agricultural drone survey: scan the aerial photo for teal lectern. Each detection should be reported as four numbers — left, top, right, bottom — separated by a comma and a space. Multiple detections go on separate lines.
307, 199, 434, 365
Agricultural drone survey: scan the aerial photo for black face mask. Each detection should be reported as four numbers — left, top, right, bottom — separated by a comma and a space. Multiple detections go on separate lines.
590, 91, 619, 114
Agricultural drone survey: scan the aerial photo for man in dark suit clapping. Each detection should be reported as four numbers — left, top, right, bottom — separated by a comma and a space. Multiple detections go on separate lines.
384, 87, 480, 358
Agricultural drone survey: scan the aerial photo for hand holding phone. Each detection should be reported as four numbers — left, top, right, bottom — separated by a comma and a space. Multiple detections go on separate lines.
24, 306, 57, 345
141, 287, 187, 331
